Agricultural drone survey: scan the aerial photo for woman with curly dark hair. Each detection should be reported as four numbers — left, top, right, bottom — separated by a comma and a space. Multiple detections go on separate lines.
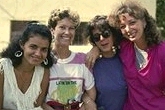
86, 15, 127, 110
0, 22, 53, 110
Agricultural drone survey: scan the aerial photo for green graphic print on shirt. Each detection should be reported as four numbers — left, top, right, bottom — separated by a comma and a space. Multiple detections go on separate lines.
51, 80, 79, 104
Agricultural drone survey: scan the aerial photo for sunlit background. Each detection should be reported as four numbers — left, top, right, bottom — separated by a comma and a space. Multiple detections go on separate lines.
0, 0, 156, 53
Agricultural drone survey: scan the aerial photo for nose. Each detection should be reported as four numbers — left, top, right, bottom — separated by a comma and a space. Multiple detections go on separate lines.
35, 49, 42, 57
64, 28, 70, 34
100, 35, 104, 41
125, 25, 130, 32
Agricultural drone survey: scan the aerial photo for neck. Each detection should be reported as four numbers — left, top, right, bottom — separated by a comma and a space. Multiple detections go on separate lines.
134, 36, 148, 50
52, 47, 71, 59
102, 51, 115, 58
15, 65, 34, 74
134, 41, 147, 51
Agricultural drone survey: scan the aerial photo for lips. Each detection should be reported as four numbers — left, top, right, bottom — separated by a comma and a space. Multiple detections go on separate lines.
127, 32, 136, 38
62, 36, 70, 40
31, 56, 42, 62
101, 42, 109, 47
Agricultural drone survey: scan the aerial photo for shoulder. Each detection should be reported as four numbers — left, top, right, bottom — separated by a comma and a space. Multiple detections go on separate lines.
156, 41, 165, 57
154, 41, 165, 54
43, 68, 50, 77
0, 58, 10, 63
72, 52, 86, 64
0, 58, 12, 69
150, 41, 165, 66
75, 52, 86, 58
120, 39, 134, 50
42, 68, 49, 81
158, 41, 165, 49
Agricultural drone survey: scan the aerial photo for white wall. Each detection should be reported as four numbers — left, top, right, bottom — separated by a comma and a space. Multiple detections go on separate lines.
0, 0, 156, 52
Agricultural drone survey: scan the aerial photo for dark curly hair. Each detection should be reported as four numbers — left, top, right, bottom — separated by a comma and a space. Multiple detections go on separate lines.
113, 1, 162, 46
0, 22, 54, 68
86, 15, 123, 54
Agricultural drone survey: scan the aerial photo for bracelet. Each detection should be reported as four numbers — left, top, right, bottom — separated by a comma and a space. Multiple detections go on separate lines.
84, 98, 91, 104
86, 99, 91, 104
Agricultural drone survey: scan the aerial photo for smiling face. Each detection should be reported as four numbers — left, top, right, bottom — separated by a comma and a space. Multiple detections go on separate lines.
52, 18, 76, 47
21, 35, 49, 66
119, 13, 146, 43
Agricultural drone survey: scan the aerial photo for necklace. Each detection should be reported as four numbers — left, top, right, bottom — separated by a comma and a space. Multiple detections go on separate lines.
14, 68, 34, 93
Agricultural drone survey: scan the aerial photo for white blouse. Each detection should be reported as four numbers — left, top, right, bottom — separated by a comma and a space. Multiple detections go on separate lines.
0, 58, 44, 110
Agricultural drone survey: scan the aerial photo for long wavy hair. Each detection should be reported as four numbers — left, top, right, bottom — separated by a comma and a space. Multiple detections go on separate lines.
112, 1, 162, 46
0, 22, 54, 68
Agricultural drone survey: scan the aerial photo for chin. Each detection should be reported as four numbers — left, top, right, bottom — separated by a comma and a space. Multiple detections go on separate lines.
128, 37, 136, 41
102, 49, 111, 53
30, 61, 41, 66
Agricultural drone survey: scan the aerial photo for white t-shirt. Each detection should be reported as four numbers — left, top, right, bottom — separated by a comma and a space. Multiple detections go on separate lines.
46, 52, 94, 104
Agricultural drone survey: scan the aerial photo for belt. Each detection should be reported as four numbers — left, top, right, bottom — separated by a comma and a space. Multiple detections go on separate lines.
47, 101, 80, 110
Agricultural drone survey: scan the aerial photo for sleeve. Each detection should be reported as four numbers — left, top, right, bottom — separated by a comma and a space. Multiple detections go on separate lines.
83, 65, 95, 90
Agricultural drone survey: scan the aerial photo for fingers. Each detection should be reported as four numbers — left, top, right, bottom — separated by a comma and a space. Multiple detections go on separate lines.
79, 104, 85, 110
85, 53, 95, 69
85, 46, 100, 69
83, 99, 97, 110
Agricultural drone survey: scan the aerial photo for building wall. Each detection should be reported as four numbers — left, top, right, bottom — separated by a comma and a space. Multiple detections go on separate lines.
0, 0, 156, 52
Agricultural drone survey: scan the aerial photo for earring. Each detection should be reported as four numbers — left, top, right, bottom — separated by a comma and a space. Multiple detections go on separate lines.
43, 58, 48, 65
15, 51, 23, 57
112, 46, 116, 54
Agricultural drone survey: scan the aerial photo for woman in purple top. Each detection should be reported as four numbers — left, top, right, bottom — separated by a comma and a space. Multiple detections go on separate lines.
87, 1, 165, 110
112, 1, 165, 109
86, 15, 127, 110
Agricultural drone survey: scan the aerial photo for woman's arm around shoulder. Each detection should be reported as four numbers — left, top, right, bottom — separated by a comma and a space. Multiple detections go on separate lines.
85, 46, 100, 69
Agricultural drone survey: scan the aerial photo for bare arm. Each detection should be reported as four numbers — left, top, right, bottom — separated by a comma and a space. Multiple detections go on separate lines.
85, 86, 96, 101
42, 103, 54, 110
80, 86, 97, 110
85, 46, 100, 69
0, 68, 16, 110
34, 68, 50, 108
0, 70, 4, 110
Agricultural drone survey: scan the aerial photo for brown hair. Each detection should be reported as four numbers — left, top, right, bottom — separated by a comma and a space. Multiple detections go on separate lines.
112, 0, 162, 46
48, 8, 80, 29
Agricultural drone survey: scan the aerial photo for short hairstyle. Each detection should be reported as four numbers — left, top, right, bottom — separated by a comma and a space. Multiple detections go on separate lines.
48, 8, 80, 29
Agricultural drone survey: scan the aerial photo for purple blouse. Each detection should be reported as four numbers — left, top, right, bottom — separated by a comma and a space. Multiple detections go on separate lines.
120, 39, 165, 110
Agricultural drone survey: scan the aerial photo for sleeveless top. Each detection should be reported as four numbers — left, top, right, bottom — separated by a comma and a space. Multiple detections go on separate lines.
0, 58, 44, 110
